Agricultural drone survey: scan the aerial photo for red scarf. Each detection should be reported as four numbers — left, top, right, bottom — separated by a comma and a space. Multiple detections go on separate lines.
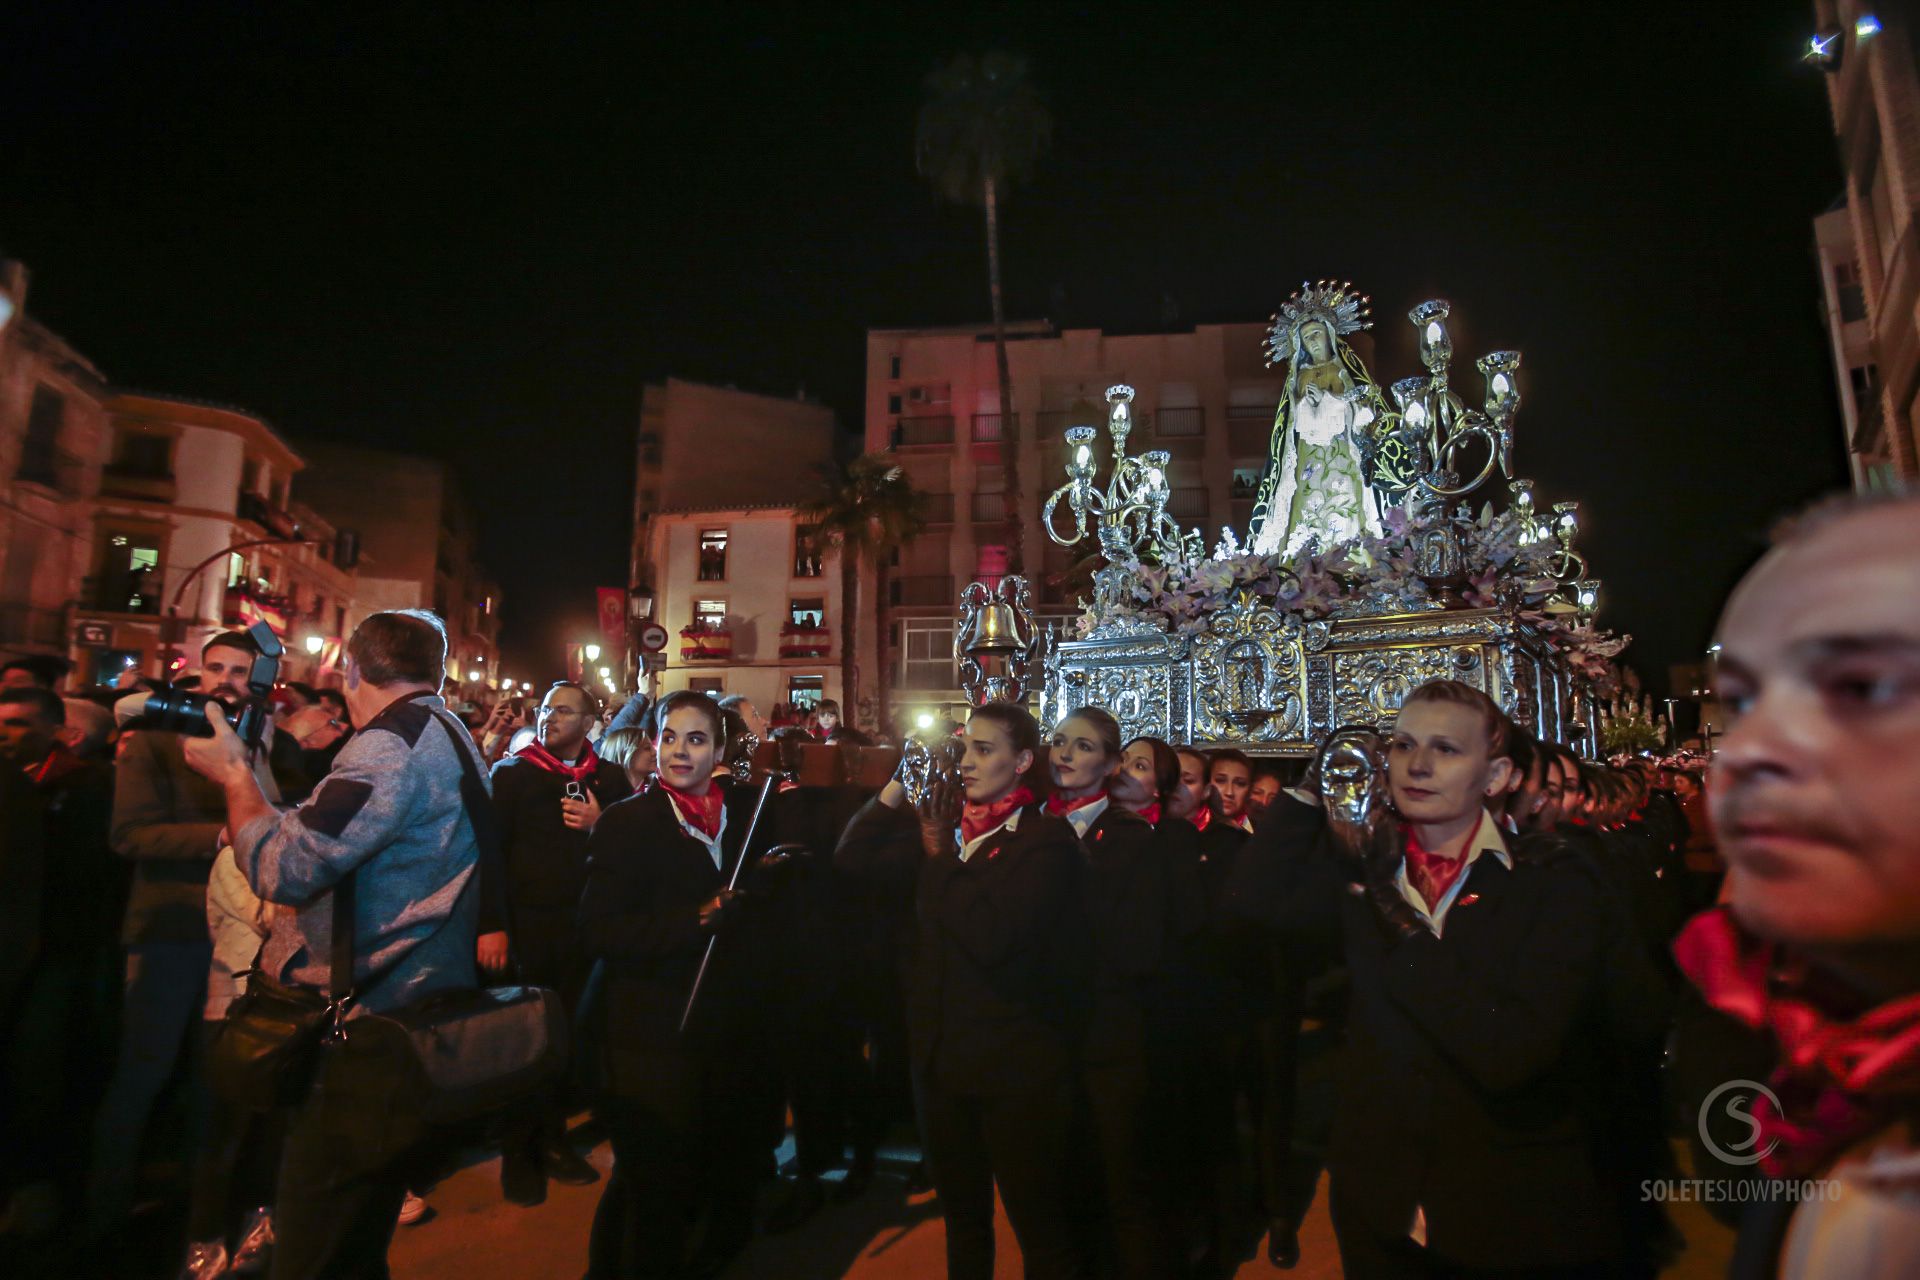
660, 781, 725, 841
1137, 802, 1162, 827
1190, 805, 1212, 833
515, 739, 601, 785
961, 786, 1034, 845
1675, 906, 1920, 1176
1045, 788, 1107, 820
1403, 824, 1473, 910
25, 743, 83, 787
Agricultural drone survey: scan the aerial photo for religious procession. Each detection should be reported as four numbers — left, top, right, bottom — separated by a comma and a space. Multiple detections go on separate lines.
3, 8, 1917, 1280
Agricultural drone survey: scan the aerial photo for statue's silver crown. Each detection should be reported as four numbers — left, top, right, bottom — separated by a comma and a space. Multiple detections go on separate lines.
1263, 279, 1372, 368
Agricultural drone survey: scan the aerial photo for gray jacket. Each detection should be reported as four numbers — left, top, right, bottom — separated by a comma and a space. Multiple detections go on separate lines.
234, 691, 481, 1013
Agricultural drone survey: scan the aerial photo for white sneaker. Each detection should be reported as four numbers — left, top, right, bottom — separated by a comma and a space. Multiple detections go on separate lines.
230, 1207, 275, 1275
396, 1190, 429, 1226
177, 1240, 230, 1280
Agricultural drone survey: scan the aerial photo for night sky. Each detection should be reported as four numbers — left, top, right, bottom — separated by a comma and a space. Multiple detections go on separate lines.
1, 2, 1848, 690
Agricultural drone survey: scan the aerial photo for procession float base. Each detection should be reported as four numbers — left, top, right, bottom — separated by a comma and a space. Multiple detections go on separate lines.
1040, 598, 1577, 758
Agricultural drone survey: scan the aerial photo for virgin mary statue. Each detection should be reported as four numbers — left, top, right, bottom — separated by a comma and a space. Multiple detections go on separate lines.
1247, 283, 1387, 559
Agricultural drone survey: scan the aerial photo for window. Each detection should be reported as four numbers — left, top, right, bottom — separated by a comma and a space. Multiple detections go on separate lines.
887, 393, 903, 415
1231, 466, 1262, 498
241, 457, 262, 497
793, 524, 824, 577
899, 621, 956, 690
95, 529, 162, 614
907, 382, 950, 406
24, 386, 63, 451
889, 354, 901, 380
688, 677, 725, 695
335, 605, 347, 636
18, 386, 66, 484
695, 598, 727, 626
228, 552, 248, 587
1836, 259, 1868, 323
787, 675, 824, 712
698, 528, 729, 581
789, 597, 825, 628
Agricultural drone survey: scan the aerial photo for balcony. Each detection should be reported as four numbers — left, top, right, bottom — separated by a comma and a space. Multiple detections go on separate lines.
1153, 406, 1206, 437
237, 491, 301, 540
83, 574, 161, 617
101, 459, 178, 503
14, 441, 83, 498
891, 415, 955, 449
1168, 487, 1210, 521
970, 413, 1016, 460
920, 492, 955, 524
971, 491, 1006, 524
890, 574, 956, 607
0, 604, 67, 647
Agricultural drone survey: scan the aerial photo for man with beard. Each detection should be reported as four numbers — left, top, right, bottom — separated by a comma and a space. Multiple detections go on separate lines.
86, 632, 284, 1242
481, 681, 631, 1203
1674, 493, 1920, 1279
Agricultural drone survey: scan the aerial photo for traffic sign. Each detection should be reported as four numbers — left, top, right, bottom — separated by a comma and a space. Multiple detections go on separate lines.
638, 622, 670, 653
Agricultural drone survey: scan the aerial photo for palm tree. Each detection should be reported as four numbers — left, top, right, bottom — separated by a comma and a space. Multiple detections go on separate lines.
800, 454, 928, 734
916, 51, 1051, 575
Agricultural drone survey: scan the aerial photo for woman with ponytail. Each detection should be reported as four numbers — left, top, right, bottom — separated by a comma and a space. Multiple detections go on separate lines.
835, 703, 1091, 1280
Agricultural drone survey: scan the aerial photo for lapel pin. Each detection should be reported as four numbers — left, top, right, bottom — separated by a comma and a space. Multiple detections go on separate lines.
1457, 893, 1481, 907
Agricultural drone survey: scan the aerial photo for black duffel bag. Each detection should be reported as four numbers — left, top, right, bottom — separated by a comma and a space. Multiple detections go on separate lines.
361, 982, 568, 1124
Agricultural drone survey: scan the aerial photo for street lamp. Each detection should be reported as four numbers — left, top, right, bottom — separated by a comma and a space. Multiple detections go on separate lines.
304, 635, 324, 656
585, 643, 601, 663
468, 669, 482, 684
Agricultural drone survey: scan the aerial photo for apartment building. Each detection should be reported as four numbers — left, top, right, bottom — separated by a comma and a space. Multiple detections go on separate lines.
644, 505, 843, 720
1812, 0, 1920, 481
860, 319, 1285, 720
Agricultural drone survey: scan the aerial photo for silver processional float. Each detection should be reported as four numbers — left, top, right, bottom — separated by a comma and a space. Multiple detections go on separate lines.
909, 281, 1626, 792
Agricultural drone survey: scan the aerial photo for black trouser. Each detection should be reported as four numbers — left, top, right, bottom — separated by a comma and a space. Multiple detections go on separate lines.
267, 1093, 410, 1280
187, 1022, 283, 1242
1327, 1177, 1613, 1280
504, 915, 592, 1167
1080, 1056, 1169, 1280
914, 1068, 1085, 1280
588, 1055, 761, 1279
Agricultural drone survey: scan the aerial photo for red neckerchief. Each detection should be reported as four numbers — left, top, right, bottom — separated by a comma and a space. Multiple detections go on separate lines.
1674, 906, 1920, 1177
1137, 801, 1162, 827
515, 739, 601, 785
25, 743, 83, 787
1190, 805, 1212, 833
659, 781, 724, 841
1045, 787, 1107, 819
961, 785, 1034, 845
1403, 823, 1473, 911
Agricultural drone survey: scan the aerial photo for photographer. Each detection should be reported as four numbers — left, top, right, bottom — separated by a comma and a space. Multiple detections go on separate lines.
181, 609, 483, 1276
87, 630, 286, 1240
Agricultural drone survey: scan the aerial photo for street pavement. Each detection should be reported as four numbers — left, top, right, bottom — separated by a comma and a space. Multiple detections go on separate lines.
389, 1134, 1738, 1279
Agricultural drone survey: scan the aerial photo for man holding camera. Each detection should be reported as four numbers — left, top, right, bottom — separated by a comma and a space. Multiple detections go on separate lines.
87, 630, 286, 1239
181, 609, 483, 1276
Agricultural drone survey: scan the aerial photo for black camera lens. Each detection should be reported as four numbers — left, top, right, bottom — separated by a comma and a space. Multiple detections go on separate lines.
133, 686, 219, 738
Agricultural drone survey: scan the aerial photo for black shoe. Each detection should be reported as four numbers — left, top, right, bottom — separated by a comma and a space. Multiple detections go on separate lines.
902, 1159, 933, 1196
1267, 1219, 1300, 1269
541, 1140, 600, 1186
501, 1152, 548, 1207
833, 1155, 874, 1203
763, 1175, 823, 1234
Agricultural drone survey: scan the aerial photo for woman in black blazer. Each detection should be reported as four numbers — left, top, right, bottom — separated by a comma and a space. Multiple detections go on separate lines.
1047, 709, 1172, 1280
578, 691, 778, 1280
835, 704, 1091, 1280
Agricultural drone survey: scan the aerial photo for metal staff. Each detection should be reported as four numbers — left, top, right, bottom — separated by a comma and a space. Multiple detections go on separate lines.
678, 772, 778, 1037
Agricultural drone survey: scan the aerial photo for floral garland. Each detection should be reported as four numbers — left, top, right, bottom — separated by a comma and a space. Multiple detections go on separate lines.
1074, 503, 1629, 689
